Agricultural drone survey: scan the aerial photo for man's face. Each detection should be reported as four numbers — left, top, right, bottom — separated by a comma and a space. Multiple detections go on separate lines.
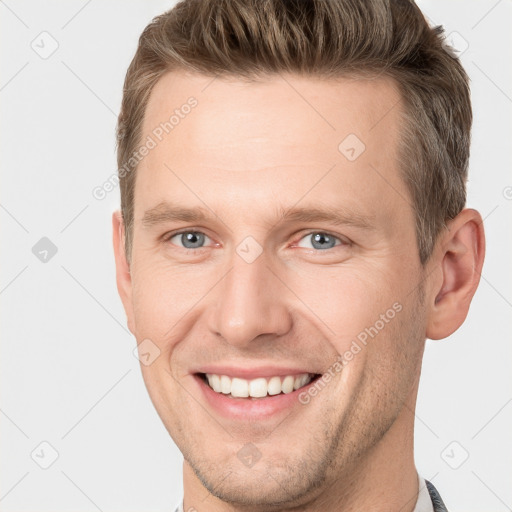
118, 71, 431, 508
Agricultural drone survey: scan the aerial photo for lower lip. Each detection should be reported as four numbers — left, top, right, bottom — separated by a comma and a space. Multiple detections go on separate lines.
194, 374, 319, 420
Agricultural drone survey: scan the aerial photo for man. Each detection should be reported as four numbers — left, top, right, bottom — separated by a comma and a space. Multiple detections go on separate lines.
112, 0, 485, 510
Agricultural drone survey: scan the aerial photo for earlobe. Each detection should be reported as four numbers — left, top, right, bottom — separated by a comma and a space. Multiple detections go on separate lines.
112, 210, 135, 334
426, 208, 486, 340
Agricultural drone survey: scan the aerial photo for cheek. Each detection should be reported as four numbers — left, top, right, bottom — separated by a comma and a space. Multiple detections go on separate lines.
130, 261, 208, 342
289, 264, 403, 341
129, 250, 415, 358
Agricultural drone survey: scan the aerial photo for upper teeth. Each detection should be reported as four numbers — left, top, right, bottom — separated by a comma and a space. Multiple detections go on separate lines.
205, 373, 313, 398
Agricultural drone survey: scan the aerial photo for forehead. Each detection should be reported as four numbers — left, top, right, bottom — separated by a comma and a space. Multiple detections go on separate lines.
142, 70, 402, 163
135, 70, 408, 226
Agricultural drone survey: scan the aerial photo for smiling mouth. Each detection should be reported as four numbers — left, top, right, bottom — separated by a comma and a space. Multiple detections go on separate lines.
197, 372, 322, 399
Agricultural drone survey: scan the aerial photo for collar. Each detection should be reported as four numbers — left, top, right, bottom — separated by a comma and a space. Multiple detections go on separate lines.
413, 476, 435, 512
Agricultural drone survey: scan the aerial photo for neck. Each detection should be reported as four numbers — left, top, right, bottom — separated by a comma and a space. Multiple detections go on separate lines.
182, 378, 421, 512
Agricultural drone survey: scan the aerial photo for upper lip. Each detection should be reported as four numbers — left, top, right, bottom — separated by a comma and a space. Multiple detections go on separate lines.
193, 365, 320, 380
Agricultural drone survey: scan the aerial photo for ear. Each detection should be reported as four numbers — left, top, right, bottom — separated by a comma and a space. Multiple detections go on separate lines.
112, 210, 136, 335
426, 208, 486, 340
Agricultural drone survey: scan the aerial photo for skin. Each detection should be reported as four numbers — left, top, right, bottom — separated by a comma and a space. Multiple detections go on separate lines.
113, 70, 485, 511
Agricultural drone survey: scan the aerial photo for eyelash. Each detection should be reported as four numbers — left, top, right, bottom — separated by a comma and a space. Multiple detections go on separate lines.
162, 229, 348, 252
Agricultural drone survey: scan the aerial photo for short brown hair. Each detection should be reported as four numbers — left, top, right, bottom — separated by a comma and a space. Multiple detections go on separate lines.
116, 0, 472, 264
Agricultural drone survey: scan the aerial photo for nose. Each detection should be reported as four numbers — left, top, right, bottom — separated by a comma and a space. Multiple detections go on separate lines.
207, 249, 293, 348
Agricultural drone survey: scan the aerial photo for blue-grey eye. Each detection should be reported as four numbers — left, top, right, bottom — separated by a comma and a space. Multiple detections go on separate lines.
297, 232, 341, 250
169, 231, 210, 249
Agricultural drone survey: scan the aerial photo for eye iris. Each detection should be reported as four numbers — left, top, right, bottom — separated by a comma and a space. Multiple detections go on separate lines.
181, 232, 205, 249
311, 233, 336, 250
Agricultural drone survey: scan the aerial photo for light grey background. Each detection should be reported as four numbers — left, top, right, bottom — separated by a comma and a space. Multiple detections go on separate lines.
1, 1, 511, 511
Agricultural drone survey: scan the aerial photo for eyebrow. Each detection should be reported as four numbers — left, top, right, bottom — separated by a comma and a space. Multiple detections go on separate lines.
141, 203, 218, 227
141, 201, 375, 231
